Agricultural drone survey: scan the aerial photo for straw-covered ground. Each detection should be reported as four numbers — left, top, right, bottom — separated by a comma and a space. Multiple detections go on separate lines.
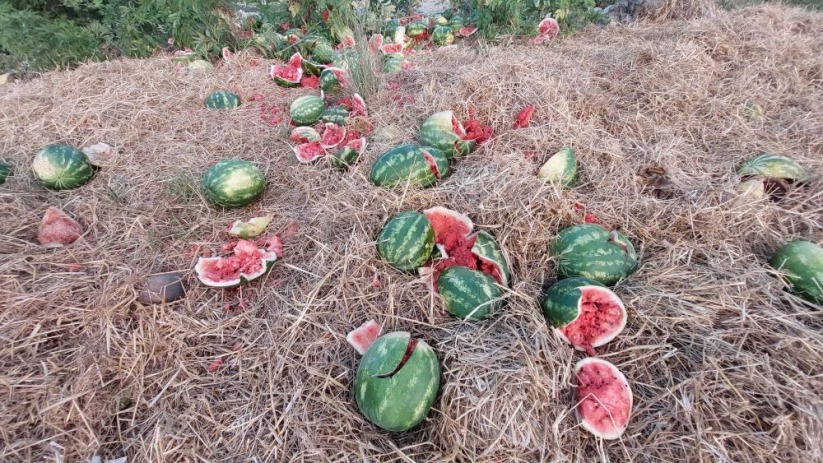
1, 4, 822, 462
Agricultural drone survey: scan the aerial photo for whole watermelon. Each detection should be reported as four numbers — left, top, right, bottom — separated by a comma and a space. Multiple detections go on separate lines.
290, 95, 325, 126
354, 331, 440, 432
370, 144, 449, 188
204, 90, 241, 109
202, 160, 266, 208
376, 211, 435, 271
769, 240, 823, 303
32, 144, 95, 190
551, 224, 638, 285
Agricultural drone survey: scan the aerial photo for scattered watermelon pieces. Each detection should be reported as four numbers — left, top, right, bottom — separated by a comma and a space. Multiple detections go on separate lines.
301, 75, 320, 88
294, 141, 326, 163
463, 106, 493, 145
513, 105, 535, 129
320, 123, 347, 150
346, 320, 383, 355
458, 25, 478, 37
38, 207, 83, 247
531, 17, 559, 45
229, 215, 272, 239
369, 34, 384, 54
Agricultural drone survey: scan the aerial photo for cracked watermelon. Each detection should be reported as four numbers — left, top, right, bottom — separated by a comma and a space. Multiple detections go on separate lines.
575, 358, 633, 440
370, 144, 449, 188
202, 160, 266, 208
293, 141, 326, 163
376, 211, 435, 272
538, 146, 578, 187
382, 55, 404, 74
290, 95, 325, 126
354, 331, 440, 432
551, 224, 637, 285
270, 52, 304, 87
738, 153, 806, 182
290, 126, 321, 143
32, 144, 95, 190
437, 266, 503, 320
195, 239, 277, 287
330, 137, 367, 170
419, 111, 477, 160
541, 277, 627, 353
320, 123, 347, 150
769, 240, 823, 303
312, 40, 335, 64
432, 25, 455, 46
204, 90, 241, 109
320, 67, 346, 94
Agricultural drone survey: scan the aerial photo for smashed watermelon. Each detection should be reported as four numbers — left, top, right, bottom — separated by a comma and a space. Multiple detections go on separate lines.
346, 319, 383, 355
270, 52, 304, 87
458, 25, 478, 37
382, 43, 404, 54
294, 142, 327, 163
38, 207, 84, 247
194, 239, 278, 287
575, 358, 633, 440
369, 34, 384, 54
320, 123, 347, 150
290, 126, 321, 143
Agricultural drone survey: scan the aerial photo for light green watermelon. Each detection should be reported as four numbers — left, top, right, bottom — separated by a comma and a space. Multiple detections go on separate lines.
538, 146, 578, 187
551, 224, 638, 285
769, 240, 823, 303
370, 144, 450, 188
32, 144, 95, 190
290, 95, 325, 126
204, 90, 241, 109
419, 111, 476, 160
376, 211, 435, 271
202, 160, 266, 208
0, 161, 12, 186
738, 153, 806, 181
354, 331, 440, 432
432, 25, 454, 46
437, 266, 503, 320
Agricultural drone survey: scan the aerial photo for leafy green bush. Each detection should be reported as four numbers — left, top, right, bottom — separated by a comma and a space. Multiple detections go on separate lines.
456, 0, 608, 39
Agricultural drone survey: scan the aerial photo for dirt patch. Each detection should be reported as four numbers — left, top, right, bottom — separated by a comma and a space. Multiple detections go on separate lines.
0, 4, 821, 462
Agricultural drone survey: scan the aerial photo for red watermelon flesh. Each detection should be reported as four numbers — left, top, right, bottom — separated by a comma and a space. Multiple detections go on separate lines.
458, 26, 478, 37
450, 114, 467, 138
575, 358, 632, 440
382, 43, 403, 54
197, 240, 273, 283
271, 64, 302, 82
38, 207, 83, 247
346, 137, 367, 152
558, 286, 627, 355
538, 17, 559, 37
369, 34, 384, 54
301, 75, 320, 88
294, 141, 326, 163
351, 94, 367, 116
320, 123, 347, 150
421, 149, 442, 179
287, 52, 303, 68
346, 319, 383, 355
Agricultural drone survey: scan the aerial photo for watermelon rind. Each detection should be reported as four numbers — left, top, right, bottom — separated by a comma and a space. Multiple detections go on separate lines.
382, 55, 404, 74
202, 160, 266, 208
538, 146, 578, 187
370, 144, 450, 188
271, 65, 303, 87
419, 111, 475, 160
470, 231, 511, 286
735, 178, 767, 200
551, 224, 638, 285
0, 161, 10, 185
541, 278, 627, 349
346, 320, 383, 355
329, 138, 367, 170
406, 21, 428, 37
204, 90, 241, 109
574, 357, 633, 440
228, 215, 272, 239
738, 153, 806, 182
302, 59, 323, 77
354, 331, 441, 432
432, 25, 455, 46
320, 67, 345, 94
437, 266, 504, 320
194, 250, 277, 288
376, 211, 435, 272
320, 106, 350, 125
312, 40, 335, 64
290, 126, 321, 143
290, 95, 325, 126
32, 144, 95, 190
769, 239, 823, 304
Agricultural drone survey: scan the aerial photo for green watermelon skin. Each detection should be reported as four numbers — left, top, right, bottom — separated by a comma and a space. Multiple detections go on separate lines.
551, 224, 638, 286
355, 332, 440, 432
406, 21, 428, 37
471, 231, 510, 286
32, 144, 95, 190
290, 95, 325, 126
204, 91, 241, 109
202, 160, 266, 208
376, 211, 435, 272
738, 153, 806, 181
312, 41, 334, 64
329, 146, 358, 170
321, 106, 350, 125
382, 56, 403, 74
432, 25, 455, 46
419, 111, 475, 160
0, 161, 11, 185
541, 277, 605, 327
438, 266, 503, 320
769, 240, 823, 303
320, 68, 343, 94
370, 144, 449, 188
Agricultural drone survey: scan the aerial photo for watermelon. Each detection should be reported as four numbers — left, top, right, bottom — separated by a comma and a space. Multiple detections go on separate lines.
229, 215, 272, 239
37, 207, 83, 247
195, 239, 277, 287
312, 40, 335, 64
32, 144, 95, 190
369, 144, 450, 188
137, 272, 186, 305
471, 231, 511, 287
270, 53, 304, 87
437, 266, 503, 320
538, 146, 578, 187
187, 59, 214, 73
382, 55, 404, 74
302, 59, 323, 77
321, 106, 350, 125
320, 67, 346, 94
541, 278, 627, 353
406, 21, 428, 38
320, 123, 347, 150
347, 320, 383, 355
204, 90, 241, 109
433, 14, 449, 26
0, 161, 11, 185
551, 224, 638, 285
419, 111, 477, 160
376, 211, 436, 272
293, 141, 326, 163
769, 240, 823, 303
738, 153, 806, 182
330, 137, 367, 170
202, 160, 266, 208
354, 331, 440, 432
351, 94, 368, 116
575, 358, 633, 440
432, 25, 455, 46
382, 43, 404, 54
290, 95, 325, 126
81, 142, 113, 167
457, 25, 478, 37
369, 34, 384, 54
290, 126, 321, 143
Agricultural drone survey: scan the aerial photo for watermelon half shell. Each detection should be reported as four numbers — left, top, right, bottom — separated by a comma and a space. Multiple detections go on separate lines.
195, 239, 278, 287
346, 320, 383, 355
575, 357, 633, 440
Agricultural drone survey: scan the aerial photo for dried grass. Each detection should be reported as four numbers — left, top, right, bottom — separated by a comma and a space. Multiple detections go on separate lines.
1, 4, 822, 462
635, 0, 719, 21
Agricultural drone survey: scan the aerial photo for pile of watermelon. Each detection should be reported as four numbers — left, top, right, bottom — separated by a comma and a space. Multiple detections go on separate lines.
289, 92, 369, 168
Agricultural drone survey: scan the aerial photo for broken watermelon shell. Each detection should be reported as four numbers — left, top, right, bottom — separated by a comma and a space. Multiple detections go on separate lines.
418, 111, 477, 160
270, 54, 304, 87
330, 137, 367, 170
320, 123, 347, 150
575, 357, 633, 440
346, 319, 383, 355
290, 126, 321, 143
228, 215, 272, 239
293, 141, 327, 163
194, 239, 278, 287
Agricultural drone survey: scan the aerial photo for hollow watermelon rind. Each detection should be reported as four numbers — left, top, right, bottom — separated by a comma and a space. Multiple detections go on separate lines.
541, 278, 627, 350
551, 224, 638, 285
202, 160, 266, 208
32, 144, 96, 190
376, 211, 435, 272
470, 231, 511, 286
194, 248, 278, 288
737, 153, 806, 182
575, 357, 633, 440
769, 239, 823, 303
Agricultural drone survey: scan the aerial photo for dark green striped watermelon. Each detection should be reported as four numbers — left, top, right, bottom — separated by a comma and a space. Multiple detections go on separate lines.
437, 266, 503, 320
204, 91, 241, 109
202, 160, 266, 208
551, 224, 638, 285
0, 161, 11, 185
471, 231, 511, 286
329, 137, 367, 170
290, 95, 325, 126
376, 211, 435, 272
382, 55, 404, 74
320, 67, 346, 94
419, 111, 476, 160
370, 144, 449, 188
769, 240, 823, 303
312, 40, 334, 64
541, 277, 627, 353
354, 331, 440, 432
738, 153, 806, 182
32, 144, 95, 190
321, 106, 350, 125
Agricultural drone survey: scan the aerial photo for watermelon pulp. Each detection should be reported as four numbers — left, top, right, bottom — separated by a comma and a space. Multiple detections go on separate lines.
558, 286, 627, 355
346, 320, 383, 355
271, 65, 301, 82
422, 150, 442, 179
294, 142, 327, 163
575, 358, 632, 440
320, 123, 347, 149
38, 207, 83, 247
195, 240, 277, 287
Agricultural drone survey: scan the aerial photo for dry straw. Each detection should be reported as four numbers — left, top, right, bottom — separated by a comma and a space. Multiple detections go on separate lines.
0, 4, 821, 462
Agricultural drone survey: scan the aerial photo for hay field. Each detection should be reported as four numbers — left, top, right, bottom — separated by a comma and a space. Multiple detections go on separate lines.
1, 4, 821, 462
